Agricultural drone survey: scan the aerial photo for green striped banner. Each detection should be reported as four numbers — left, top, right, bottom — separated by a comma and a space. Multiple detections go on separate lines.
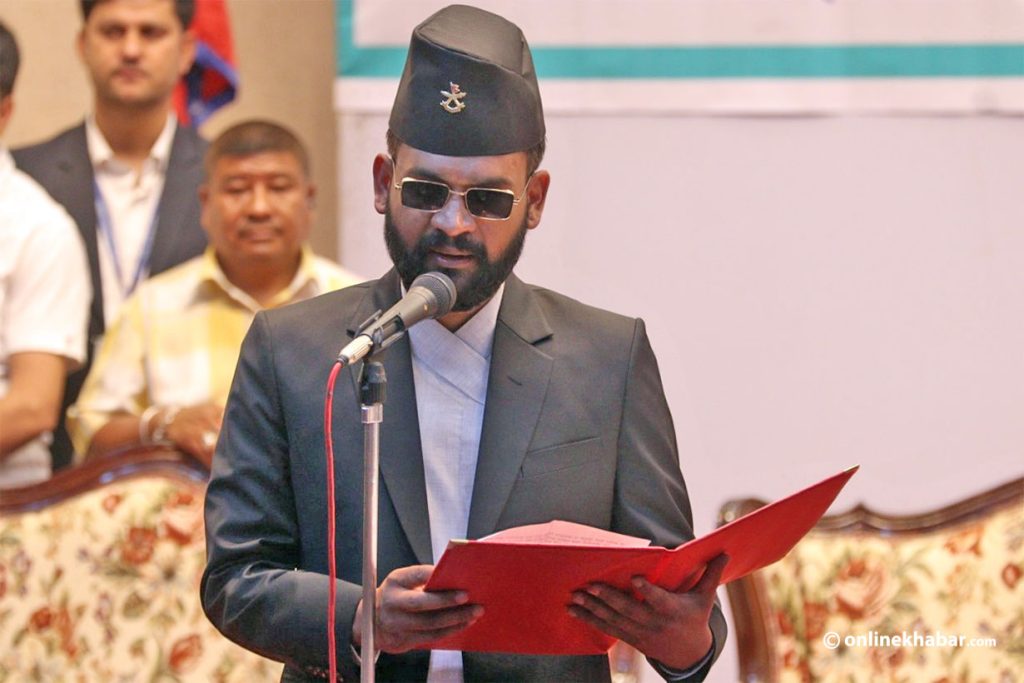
336, 0, 1024, 79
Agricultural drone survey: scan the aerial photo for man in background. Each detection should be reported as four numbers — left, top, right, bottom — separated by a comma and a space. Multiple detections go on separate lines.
14, 0, 206, 469
0, 21, 91, 487
68, 120, 361, 467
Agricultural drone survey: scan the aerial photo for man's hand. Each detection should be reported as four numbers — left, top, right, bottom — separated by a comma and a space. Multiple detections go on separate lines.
165, 403, 223, 466
568, 554, 728, 671
352, 565, 483, 654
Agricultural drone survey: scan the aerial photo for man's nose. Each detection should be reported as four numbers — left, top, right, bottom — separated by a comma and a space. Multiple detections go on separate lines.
246, 184, 272, 216
121, 30, 143, 59
431, 190, 475, 237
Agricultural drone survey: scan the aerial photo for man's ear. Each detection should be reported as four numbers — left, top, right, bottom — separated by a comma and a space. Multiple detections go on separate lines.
524, 170, 550, 230
0, 95, 14, 134
198, 184, 211, 236
372, 153, 393, 215
76, 28, 86, 63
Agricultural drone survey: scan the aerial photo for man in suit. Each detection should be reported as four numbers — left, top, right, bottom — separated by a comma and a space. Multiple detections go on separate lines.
202, 5, 727, 682
13, 0, 205, 469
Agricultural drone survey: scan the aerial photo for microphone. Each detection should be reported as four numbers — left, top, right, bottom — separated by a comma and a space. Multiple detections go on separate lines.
337, 272, 457, 366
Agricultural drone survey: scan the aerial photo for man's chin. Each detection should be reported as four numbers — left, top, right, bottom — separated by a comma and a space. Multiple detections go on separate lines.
100, 86, 167, 110
226, 244, 296, 264
421, 264, 474, 293
440, 268, 476, 290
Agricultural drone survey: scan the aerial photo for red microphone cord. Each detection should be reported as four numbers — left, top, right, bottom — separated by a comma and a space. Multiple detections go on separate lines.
323, 361, 343, 681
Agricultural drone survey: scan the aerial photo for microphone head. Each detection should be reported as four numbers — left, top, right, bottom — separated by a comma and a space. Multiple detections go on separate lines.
410, 271, 457, 317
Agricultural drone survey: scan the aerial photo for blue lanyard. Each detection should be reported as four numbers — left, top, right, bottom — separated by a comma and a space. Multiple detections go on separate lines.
93, 178, 160, 299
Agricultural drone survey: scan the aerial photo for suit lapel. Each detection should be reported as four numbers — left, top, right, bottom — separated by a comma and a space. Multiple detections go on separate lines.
150, 124, 203, 273
339, 273, 555, 554
344, 271, 434, 565
467, 275, 554, 539
60, 125, 105, 334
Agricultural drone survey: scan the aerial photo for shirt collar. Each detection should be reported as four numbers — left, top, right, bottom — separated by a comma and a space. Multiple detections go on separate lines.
405, 281, 505, 360
196, 245, 323, 313
454, 283, 505, 359
85, 113, 177, 172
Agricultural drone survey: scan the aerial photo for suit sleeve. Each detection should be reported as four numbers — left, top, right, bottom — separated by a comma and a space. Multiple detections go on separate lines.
612, 318, 727, 681
200, 312, 364, 681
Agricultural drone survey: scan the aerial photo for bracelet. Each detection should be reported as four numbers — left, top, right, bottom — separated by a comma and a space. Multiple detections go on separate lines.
150, 405, 181, 445
138, 406, 161, 445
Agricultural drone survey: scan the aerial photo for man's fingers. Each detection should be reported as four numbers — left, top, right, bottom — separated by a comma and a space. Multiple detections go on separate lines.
381, 564, 471, 613
568, 603, 633, 643
175, 430, 212, 466
384, 587, 469, 614
378, 604, 483, 652
632, 553, 730, 609
574, 584, 650, 625
630, 578, 678, 613
373, 564, 486, 653
568, 586, 652, 647
692, 553, 729, 595
576, 552, 731, 629
387, 564, 435, 588
381, 603, 482, 634
419, 619, 482, 643
384, 621, 480, 652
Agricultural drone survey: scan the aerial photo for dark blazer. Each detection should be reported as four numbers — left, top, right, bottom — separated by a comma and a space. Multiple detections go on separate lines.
201, 271, 727, 682
12, 122, 207, 467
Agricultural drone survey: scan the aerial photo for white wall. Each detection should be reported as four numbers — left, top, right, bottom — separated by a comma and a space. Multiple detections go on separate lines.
339, 111, 1024, 682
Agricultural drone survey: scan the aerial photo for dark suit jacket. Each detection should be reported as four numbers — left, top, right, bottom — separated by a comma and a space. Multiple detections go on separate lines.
12, 122, 207, 467
201, 271, 727, 682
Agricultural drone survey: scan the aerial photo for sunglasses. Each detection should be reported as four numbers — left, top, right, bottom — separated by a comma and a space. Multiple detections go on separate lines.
394, 177, 529, 220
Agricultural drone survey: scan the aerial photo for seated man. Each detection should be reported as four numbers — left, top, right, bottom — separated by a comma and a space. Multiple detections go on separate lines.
68, 120, 361, 466
0, 21, 91, 488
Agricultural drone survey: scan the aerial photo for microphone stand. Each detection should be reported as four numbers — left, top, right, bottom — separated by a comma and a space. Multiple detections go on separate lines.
340, 276, 452, 681
358, 357, 386, 683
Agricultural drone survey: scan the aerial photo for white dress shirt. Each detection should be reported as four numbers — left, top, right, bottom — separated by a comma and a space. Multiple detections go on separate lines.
408, 284, 505, 683
85, 114, 176, 327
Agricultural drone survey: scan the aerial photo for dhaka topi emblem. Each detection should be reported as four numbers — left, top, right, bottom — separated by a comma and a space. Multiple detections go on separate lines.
440, 82, 467, 114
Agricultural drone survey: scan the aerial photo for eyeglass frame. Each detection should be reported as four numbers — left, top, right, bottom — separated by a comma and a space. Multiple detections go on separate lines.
391, 174, 534, 221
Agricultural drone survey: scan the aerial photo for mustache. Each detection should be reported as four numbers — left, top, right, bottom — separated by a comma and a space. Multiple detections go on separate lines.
416, 229, 487, 261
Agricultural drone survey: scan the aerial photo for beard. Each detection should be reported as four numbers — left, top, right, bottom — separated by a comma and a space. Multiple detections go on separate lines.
383, 207, 528, 313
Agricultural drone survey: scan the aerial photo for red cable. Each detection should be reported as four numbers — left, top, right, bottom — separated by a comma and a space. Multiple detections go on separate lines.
323, 361, 343, 681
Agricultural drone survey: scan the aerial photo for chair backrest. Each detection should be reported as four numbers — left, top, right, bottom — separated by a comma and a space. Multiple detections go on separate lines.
0, 448, 283, 681
720, 476, 1024, 683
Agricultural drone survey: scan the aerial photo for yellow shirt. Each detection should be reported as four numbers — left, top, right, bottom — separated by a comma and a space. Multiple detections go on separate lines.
68, 247, 361, 460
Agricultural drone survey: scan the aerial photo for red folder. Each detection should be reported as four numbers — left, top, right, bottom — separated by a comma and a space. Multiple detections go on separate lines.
423, 465, 858, 655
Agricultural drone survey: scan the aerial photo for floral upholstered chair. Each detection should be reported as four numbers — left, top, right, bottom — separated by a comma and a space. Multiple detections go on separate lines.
0, 448, 283, 682
721, 476, 1023, 683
